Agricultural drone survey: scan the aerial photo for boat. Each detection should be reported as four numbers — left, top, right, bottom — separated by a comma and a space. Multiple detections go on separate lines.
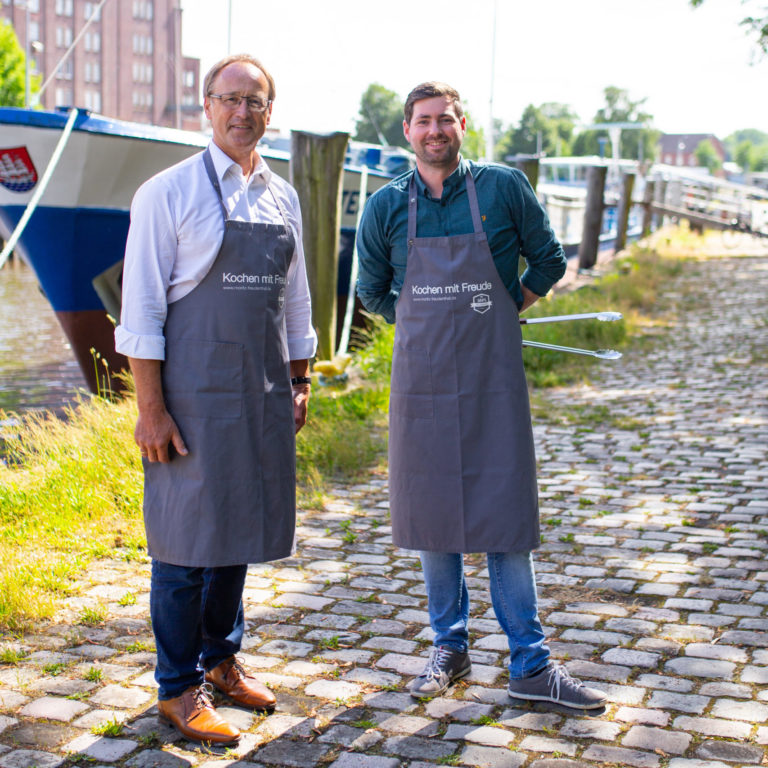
537, 156, 645, 257
0, 107, 400, 394
537, 156, 768, 255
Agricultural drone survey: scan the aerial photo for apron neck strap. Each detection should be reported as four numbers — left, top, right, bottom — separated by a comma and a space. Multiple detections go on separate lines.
203, 147, 293, 232
407, 166, 484, 241
464, 170, 484, 234
203, 148, 230, 222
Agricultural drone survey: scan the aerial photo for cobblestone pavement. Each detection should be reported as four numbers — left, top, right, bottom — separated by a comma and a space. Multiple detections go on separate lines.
1, 253, 767, 768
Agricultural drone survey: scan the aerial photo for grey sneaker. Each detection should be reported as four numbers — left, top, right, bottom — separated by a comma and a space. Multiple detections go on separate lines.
508, 662, 607, 710
409, 645, 471, 699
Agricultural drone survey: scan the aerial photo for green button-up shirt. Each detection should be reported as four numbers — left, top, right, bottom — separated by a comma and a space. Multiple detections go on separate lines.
356, 158, 566, 323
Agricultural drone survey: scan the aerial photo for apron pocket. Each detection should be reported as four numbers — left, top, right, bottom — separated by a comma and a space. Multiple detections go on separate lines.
389, 392, 434, 421
163, 339, 243, 419
391, 344, 433, 395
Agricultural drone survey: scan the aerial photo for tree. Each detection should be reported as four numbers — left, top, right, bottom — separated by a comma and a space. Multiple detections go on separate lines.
495, 102, 576, 161
353, 84, 408, 149
690, 0, 768, 57
0, 20, 37, 107
734, 139, 754, 171
695, 139, 722, 173
459, 108, 486, 161
572, 86, 659, 161
724, 128, 768, 171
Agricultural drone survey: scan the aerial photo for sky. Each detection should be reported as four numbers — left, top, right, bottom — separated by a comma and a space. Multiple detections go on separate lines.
179, 0, 767, 142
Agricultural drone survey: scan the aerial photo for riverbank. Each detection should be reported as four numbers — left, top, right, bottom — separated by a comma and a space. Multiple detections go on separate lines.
0, 239, 766, 765
0, 260, 86, 416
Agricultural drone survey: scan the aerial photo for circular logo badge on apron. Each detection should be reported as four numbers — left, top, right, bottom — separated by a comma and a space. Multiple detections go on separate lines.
471, 293, 492, 314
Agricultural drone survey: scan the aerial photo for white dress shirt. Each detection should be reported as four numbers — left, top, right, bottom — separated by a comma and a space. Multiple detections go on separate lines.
115, 141, 317, 361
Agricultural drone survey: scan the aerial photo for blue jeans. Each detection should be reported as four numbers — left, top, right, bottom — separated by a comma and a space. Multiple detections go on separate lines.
419, 550, 550, 680
150, 559, 248, 700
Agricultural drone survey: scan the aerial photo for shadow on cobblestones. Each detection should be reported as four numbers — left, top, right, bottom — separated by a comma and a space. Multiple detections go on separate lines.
1, 253, 767, 767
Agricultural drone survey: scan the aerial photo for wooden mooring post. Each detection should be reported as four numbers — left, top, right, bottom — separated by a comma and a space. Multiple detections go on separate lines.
290, 130, 349, 362
577, 165, 607, 271
642, 179, 656, 237
614, 171, 636, 252
513, 156, 539, 191
655, 179, 668, 229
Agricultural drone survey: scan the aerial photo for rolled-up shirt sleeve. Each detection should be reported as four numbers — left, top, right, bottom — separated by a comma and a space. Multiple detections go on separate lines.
356, 197, 398, 324
114, 178, 177, 360
284, 189, 317, 361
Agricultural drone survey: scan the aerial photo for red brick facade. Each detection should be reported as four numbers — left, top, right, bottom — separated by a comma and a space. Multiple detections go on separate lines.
1, 0, 201, 130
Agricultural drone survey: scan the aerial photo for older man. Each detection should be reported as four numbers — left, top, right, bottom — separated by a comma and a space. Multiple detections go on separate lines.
115, 54, 316, 744
356, 82, 606, 710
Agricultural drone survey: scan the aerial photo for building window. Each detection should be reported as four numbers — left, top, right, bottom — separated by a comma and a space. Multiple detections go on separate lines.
85, 90, 101, 112
132, 90, 153, 110
28, 20, 39, 41
28, 0, 40, 11
55, 0, 73, 16
85, 62, 101, 84
132, 0, 153, 20
54, 86, 73, 106
84, 1, 101, 20
56, 26, 73, 47
184, 70, 195, 88
56, 58, 73, 79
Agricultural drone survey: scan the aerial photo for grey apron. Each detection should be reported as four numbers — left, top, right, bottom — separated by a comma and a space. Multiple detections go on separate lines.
143, 149, 296, 567
388, 170, 539, 553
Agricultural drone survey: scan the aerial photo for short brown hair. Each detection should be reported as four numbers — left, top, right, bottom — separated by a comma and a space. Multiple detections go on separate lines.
404, 82, 463, 124
203, 54, 276, 101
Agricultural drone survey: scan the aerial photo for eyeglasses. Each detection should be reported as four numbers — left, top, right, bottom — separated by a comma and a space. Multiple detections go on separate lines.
208, 93, 272, 113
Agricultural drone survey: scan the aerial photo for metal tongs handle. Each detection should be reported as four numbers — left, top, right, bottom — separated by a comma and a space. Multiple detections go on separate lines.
520, 311, 622, 325
520, 310, 623, 359
522, 340, 622, 360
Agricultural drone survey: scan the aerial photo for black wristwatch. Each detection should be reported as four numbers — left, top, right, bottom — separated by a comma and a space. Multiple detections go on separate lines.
291, 376, 312, 386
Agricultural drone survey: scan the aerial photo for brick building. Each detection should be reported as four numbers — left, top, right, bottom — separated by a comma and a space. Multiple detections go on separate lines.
1, 0, 202, 130
658, 133, 726, 168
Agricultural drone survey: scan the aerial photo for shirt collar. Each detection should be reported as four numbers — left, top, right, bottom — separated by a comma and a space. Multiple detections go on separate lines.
207, 140, 272, 186
413, 155, 468, 199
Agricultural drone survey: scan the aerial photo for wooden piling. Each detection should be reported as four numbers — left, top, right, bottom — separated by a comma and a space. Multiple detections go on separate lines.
290, 130, 349, 361
655, 179, 668, 228
642, 179, 656, 237
577, 165, 607, 271
514, 156, 539, 192
614, 171, 636, 252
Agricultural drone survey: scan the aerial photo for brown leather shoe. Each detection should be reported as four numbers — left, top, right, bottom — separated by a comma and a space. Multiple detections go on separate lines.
157, 684, 240, 745
205, 655, 276, 711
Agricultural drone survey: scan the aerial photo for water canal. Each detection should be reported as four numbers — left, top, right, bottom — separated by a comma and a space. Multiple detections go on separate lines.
0, 259, 86, 415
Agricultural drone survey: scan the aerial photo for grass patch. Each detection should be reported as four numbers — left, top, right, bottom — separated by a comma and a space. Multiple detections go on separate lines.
90, 717, 124, 737
522, 245, 684, 387
84, 666, 103, 682
0, 319, 392, 630
0, 392, 145, 632
78, 603, 108, 627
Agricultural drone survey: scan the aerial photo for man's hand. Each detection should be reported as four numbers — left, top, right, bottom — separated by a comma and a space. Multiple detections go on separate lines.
135, 404, 188, 463
292, 383, 310, 433
520, 283, 540, 313
129, 357, 188, 463
289, 358, 311, 434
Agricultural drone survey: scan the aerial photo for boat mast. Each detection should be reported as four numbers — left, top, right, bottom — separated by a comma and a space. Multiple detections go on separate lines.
227, 0, 232, 54
484, 0, 498, 162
